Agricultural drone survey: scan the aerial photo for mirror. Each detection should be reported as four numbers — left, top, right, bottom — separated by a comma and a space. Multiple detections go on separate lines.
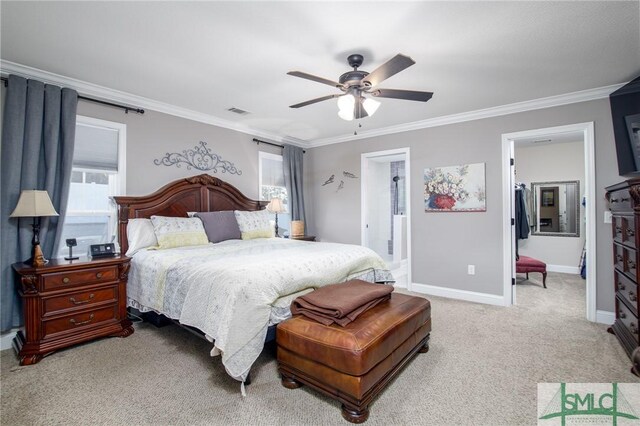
531, 181, 580, 237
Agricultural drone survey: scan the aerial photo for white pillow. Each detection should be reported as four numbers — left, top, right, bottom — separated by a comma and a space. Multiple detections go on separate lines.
150, 215, 209, 249
234, 210, 273, 240
126, 219, 158, 256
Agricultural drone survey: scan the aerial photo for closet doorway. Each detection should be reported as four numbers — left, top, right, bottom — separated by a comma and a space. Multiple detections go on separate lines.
501, 123, 596, 321
361, 148, 412, 289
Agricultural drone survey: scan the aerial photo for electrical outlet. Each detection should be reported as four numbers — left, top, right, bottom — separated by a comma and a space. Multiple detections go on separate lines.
468, 265, 475, 275
604, 211, 613, 224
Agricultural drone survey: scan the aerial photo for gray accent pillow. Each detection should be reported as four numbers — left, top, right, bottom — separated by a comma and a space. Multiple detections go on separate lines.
195, 211, 242, 243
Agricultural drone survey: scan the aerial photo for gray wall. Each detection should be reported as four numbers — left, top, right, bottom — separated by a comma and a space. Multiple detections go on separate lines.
75, 102, 283, 198
0, 86, 622, 312
307, 98, 620, 312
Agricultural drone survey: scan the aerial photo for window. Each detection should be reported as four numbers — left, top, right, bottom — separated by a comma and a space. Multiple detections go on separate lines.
258, 151, 290, 235
55, 116, 126, 258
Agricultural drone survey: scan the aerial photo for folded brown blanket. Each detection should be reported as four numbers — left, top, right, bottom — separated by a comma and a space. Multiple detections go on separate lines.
291, 280, 394, 327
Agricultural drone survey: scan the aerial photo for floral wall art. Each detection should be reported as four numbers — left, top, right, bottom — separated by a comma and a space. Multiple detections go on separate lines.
424, 163, 486, 212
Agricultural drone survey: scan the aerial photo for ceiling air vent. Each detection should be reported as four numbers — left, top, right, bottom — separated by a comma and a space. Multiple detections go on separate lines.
227, 107, 250, 116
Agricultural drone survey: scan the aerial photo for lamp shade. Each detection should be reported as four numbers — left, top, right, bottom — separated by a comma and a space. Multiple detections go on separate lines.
266, 198, 286, 214
337, 94, 355, 121
362, 97, 381, 116
10, 190, 59, 218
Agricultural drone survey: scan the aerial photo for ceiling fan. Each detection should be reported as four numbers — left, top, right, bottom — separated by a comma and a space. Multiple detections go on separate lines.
288, 53, 433, 121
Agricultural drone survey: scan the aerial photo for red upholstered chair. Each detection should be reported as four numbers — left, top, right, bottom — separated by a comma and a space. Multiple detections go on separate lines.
516, 256, 547, 288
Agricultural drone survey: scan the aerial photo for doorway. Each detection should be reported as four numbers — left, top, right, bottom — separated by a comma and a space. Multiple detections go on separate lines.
361, 148, 412, 289
501, 123, 596, 321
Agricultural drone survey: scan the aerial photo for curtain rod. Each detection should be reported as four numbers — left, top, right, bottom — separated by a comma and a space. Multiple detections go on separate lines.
253, 138, 306, 153
1, 76, 145, 115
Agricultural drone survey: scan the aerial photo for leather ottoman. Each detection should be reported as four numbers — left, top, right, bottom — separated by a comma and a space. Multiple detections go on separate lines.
277, 293, 431, 423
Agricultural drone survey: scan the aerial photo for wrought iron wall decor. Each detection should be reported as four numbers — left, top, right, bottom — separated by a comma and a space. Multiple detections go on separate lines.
153, 141, 242, 175
321, 171, 358, 192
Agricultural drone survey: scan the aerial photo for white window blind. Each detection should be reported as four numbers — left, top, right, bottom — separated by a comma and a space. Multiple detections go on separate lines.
73, 124, 119, 171
56, 117, 125, 258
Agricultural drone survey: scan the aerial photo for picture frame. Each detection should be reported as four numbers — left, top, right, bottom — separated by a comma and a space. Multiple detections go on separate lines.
424, 162, 486, 212
541, 189, 555, 207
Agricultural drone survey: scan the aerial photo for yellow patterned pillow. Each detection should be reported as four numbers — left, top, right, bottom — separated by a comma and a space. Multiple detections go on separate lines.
150, 216, 209, 249
234, 210, 273, 240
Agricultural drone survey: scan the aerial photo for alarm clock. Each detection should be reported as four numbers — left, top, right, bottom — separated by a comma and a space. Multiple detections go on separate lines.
89, 243, 117, 258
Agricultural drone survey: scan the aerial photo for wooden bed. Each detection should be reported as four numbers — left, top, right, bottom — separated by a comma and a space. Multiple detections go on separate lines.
113, 174, 391, 384
113, 174, 274, 343
114, 174, 267, 255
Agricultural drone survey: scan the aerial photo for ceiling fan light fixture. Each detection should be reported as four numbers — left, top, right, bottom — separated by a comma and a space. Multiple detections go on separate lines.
362, 97, 381, 116
338, 107, 354, 121
337, 93, 355, 110
337, 94, 356, 121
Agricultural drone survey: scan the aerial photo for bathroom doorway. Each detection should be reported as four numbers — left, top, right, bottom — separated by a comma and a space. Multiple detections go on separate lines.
361, 148, 412, 289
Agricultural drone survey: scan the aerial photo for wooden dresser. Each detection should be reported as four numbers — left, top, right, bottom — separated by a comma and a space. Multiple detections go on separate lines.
606, 179, 640, 358
12, 255, 133, 365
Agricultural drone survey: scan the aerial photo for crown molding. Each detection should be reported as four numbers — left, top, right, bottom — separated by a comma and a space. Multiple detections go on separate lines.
2, 60, 623, 150
0, 60, 308, 148
307, 83, 624, 147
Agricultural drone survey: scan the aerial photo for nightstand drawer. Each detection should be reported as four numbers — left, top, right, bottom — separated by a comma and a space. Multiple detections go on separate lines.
43, 305, 118, 339
43, 286, 118, 316
43, 266, 118, 291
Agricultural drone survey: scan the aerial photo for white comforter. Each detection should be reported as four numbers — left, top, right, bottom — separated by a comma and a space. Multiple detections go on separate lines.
127, 238, 392, 382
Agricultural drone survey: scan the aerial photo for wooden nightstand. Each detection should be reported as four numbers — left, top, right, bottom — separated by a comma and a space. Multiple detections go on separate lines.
12, 255, 133, 365
290, 235, 316, 242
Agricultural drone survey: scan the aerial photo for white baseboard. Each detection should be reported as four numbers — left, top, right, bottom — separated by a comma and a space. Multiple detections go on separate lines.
595, 310, 614, 325
546, 264, 580, 274
410, 282, 506, 306
1, 330, 17, 351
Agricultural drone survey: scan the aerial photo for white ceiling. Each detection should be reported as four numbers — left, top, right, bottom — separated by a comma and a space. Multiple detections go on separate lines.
1, 1, 639, 146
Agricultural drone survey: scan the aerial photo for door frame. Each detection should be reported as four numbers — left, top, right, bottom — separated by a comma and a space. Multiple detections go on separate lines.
501, 122, 596, 321
361, 147, 412, 290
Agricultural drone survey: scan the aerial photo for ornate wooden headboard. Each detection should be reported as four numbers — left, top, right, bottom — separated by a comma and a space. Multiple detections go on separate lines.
113, 174, 267, 254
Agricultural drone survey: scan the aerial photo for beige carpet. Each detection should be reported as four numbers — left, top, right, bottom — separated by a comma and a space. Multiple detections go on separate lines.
1, 272, 637, 425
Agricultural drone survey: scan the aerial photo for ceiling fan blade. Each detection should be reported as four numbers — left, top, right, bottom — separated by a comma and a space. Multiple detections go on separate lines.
287, 71, 344, 88
289, 94, 341, 109
362, 54, 416, 87
371, 88, 433, 102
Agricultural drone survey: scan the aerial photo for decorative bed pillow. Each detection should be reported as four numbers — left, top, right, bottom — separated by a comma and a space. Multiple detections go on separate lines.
234, 210, 273, 240
150, 216, 209, 249
195, 211, 242, 243
126, 218, 159, 256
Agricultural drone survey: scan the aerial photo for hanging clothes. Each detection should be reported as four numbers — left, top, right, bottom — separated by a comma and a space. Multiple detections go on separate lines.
514, 184, 530, 260
523, 186, 532, 229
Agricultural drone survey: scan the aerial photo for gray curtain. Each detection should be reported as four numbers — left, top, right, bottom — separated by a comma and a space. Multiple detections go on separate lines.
1, 75, 78, 332
282, 144, 306, 234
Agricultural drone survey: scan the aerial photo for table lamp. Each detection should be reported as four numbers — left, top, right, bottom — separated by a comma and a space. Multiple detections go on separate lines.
266, 198, 286, 237
10, 190, 59, 267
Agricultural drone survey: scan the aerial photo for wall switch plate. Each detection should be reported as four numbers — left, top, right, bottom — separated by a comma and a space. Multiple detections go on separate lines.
468, 265, 475, 275
604, 211, 613, 224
